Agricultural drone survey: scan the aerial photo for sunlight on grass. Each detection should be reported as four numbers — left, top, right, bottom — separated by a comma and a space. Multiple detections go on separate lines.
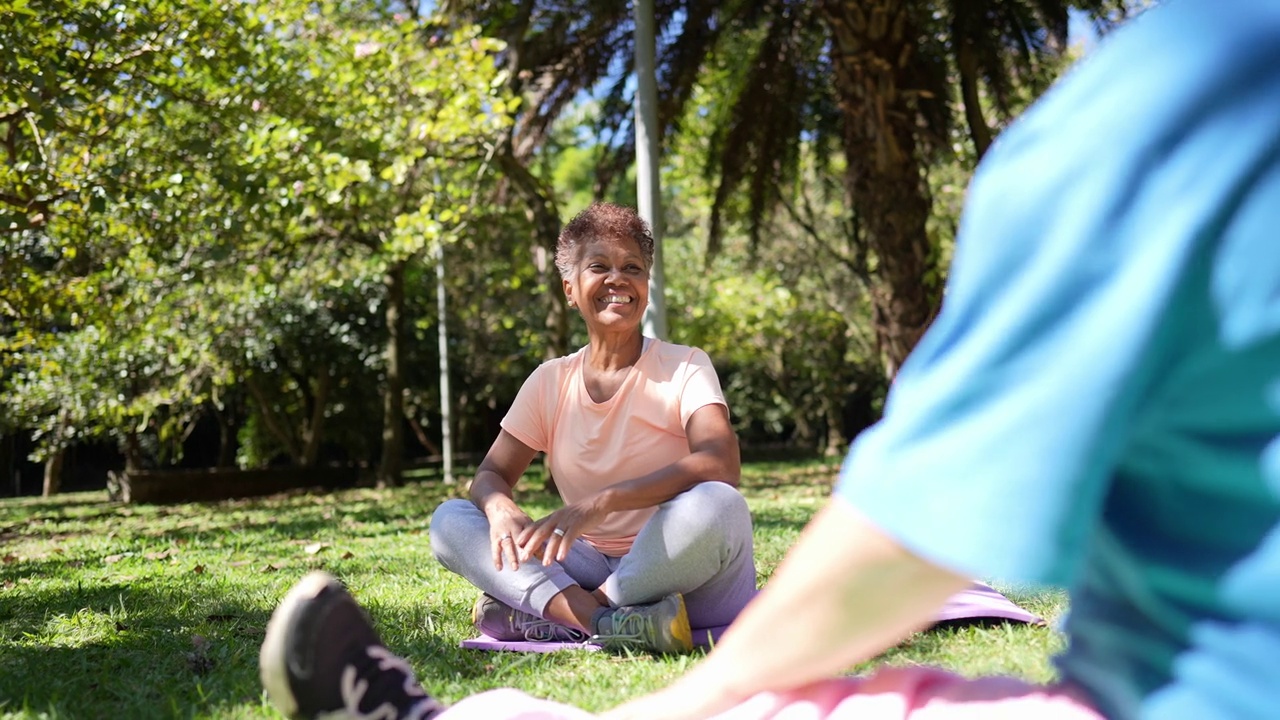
0, 462, 1070, 718
33, 606, 128, 648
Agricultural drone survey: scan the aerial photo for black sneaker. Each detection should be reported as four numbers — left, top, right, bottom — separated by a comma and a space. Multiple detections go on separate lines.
260, 571, 446, 720
471, 592, 589, 642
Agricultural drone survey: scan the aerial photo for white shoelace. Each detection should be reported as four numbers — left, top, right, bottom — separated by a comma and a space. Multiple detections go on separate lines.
522, 618, 588, 642
590, 609, 650, 646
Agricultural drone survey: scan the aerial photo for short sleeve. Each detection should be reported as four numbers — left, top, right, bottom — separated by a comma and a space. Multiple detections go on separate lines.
837, 2, 1280, 586
678, 349, 728, 430
500, 362, 555, 453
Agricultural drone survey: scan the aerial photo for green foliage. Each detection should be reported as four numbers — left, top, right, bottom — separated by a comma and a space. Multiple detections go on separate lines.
667, 241, 875, 452
2, 1, 515, 473
657, 92, 883, 452
1, 0, 1141, 481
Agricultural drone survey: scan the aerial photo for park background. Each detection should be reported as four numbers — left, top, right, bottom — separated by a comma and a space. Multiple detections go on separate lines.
2, 1, 1146, 717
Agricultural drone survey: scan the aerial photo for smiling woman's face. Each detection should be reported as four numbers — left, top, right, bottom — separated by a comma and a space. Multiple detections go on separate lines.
563, 234, 650, 335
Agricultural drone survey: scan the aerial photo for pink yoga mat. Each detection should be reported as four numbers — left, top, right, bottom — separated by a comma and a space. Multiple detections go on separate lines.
459, 582, 1039, 652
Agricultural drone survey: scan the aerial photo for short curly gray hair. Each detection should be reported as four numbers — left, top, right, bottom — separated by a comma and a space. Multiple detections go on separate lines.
554, 202, 655, 280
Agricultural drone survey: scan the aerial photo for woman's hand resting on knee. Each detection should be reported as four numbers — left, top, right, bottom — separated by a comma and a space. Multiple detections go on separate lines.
518, 494, 612, 566
488, 507, 534, 571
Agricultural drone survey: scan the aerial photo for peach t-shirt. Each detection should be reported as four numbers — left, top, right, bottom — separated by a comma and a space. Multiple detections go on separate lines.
500, 339, 728, 556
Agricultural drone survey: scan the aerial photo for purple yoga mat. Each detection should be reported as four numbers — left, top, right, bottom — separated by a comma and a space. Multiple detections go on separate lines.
933, 581, 1043, 625
460, 624, 731, 653
459, 582, 1039, 653
460, 636, 602, 653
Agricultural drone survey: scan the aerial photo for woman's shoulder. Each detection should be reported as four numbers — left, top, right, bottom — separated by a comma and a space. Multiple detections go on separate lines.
649, 338, 712, 362
643, 339, 715, 376
532, 347, 586, 378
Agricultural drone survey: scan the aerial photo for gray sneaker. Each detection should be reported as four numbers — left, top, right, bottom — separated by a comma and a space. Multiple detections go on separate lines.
471, 593, 589, 642
589, 593, 693, 654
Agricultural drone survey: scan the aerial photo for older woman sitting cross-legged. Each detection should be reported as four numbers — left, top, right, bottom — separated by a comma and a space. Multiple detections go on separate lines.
427, 201, 758, 654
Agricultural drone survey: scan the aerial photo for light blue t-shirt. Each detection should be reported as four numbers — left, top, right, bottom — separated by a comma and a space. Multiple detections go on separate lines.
836, 1, 1280, 718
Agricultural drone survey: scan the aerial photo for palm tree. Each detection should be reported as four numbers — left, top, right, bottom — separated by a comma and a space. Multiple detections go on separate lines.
445, 0, 1129, 377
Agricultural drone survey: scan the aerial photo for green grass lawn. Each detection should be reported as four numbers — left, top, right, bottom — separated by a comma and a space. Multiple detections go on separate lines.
0, 461, 1067, 719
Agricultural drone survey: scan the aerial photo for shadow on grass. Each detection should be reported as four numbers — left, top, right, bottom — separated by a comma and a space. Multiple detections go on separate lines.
1, 574, 480, 716
0, 578, 274, 717
1, 485, 469, 555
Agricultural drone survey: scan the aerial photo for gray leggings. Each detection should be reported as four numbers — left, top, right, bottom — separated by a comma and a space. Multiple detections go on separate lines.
429, 481, 758, 630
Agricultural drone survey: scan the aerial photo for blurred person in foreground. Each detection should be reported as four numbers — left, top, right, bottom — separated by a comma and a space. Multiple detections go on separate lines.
257, 0, 1280, 717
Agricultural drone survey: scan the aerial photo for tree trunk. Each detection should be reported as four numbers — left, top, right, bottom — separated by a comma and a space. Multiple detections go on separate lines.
821, 0, 941, 379
300, 365, 331, 468
377, 259, 407, 488
212, 398, 239, 469
124, 431, 144, 473
823, 401, 846, 457
244, 375, 303, 463
499, 150, 569, 360
955, 31, 993, 160
42, 447, 63, 497
491, 3, 569, 360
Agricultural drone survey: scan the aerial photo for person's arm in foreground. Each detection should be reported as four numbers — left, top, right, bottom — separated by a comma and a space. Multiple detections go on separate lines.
520, 403, 739, 565
600, 497, 969, 720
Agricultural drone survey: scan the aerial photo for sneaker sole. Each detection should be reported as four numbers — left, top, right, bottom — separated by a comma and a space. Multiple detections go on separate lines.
259, 571, 338, 720
669, 593, 693, 653
469, 593, 488, 630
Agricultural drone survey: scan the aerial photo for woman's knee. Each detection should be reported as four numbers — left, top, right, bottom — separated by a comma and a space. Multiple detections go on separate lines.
662, 481, 753, 541
428, 498, 484, 564
675, 481, 750, 518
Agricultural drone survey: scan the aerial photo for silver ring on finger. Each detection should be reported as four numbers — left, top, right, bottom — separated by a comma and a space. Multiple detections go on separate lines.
552, 527, 566, 537
500, 534, 512, 541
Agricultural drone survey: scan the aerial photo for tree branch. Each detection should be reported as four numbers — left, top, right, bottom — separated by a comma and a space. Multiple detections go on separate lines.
244, 374, 302, 462
778, 193, 870, 288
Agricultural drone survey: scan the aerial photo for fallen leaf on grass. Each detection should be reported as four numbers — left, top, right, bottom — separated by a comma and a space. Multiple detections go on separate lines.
186, 634, 214, 675
304, 543, 330, 555
261, 563, 280, 573
144, 549, 177, 561
192, 564, 206, 574
341, 551, 354, 559
103, 552, 134, 564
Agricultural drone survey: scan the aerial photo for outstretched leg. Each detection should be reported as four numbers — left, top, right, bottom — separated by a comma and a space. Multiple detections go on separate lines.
259, 572, 447, 720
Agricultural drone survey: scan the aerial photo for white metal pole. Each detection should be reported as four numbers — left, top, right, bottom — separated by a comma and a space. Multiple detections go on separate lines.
434, 240, 454, 485
634, 0, 667, 340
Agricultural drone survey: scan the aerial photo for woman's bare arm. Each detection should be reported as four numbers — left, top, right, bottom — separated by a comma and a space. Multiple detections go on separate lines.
601, 498, 969, 720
